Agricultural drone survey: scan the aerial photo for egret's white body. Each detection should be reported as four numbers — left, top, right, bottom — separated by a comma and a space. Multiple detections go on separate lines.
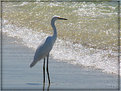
30, 16, 67, 85
30, 36, 55, 67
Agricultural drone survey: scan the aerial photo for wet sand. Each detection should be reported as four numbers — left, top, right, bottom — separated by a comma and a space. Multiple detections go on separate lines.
2, 34, 119, 91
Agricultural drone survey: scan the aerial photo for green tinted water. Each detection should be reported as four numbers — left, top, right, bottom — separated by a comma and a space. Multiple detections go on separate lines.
3, 2, 118, 51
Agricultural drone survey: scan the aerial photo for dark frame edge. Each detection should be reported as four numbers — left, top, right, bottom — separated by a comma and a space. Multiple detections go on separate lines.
0, 0, 120, 90
118, 1, 120, 90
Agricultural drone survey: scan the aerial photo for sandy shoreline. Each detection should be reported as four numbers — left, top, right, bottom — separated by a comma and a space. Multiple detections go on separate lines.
2, 34, 119, 90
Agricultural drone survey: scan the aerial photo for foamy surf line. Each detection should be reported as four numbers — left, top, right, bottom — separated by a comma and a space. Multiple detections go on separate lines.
3, 20, 119, 75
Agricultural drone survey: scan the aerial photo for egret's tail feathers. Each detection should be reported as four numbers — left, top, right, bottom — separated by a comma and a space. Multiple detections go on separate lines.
30, 61, 37, 68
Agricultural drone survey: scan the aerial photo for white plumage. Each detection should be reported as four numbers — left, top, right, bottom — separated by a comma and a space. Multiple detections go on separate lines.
30, 36, 54, 67
30, 16, 67, 85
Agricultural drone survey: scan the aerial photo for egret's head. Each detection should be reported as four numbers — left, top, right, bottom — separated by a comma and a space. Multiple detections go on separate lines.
52, 16, 67, 21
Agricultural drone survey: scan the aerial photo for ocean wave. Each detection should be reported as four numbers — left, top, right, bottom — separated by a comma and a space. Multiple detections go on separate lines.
2, 20, 119, 75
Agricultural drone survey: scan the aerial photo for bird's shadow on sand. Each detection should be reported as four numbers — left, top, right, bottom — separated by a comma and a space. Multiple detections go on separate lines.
26, 82, 41, 85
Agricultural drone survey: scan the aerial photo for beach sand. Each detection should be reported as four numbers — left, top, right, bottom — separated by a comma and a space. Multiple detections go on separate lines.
2, 34, 119, 91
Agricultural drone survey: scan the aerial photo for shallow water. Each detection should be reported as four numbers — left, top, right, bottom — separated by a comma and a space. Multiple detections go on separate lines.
2, 34, 118, 89
2, 2, 119, 75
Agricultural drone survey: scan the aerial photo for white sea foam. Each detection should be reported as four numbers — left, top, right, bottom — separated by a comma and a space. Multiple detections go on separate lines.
13, 2, 29, 7
2, 20, 119, 75
73, 3, 117, 17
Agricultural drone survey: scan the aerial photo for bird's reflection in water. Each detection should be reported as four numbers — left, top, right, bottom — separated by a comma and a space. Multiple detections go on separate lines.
43, 83, 50, 91
43, 82, 45, 91
47, 84, 50, 91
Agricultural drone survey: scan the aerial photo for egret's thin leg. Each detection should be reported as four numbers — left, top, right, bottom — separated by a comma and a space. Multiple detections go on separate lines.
46, 54, 50, 85
43, 58, 45, 84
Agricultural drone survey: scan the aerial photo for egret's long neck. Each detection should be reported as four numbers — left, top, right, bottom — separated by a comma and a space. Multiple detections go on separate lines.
51, 19, 57, 40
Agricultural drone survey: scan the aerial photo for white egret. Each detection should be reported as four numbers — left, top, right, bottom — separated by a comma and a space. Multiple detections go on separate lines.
30, 16, 67, 85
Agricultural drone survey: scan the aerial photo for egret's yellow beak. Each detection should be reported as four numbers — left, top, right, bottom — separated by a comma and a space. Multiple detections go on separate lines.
58, 17, 67, 20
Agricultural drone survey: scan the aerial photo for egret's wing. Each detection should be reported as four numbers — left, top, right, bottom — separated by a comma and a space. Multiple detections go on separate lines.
30, 43, 44, 67
30, 36, 53, 67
